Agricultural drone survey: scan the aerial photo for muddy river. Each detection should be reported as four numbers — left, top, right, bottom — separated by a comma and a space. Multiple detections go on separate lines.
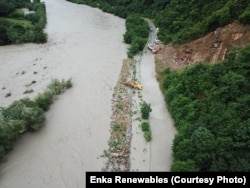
0, 0, 177, 187
0, 0, 127, 187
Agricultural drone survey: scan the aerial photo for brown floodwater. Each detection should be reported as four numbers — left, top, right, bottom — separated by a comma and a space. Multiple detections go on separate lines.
0, 0, 127, 187
0, 0, 177, 187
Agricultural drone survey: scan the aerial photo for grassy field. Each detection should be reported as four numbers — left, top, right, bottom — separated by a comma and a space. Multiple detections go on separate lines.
0, 17, 33, 28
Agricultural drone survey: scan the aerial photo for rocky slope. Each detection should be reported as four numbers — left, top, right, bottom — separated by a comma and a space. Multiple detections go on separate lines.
156, 21, 250, 70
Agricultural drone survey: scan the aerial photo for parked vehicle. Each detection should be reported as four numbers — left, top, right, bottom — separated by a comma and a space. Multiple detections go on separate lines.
148, 43, 161, 54
155, 39, 160, 44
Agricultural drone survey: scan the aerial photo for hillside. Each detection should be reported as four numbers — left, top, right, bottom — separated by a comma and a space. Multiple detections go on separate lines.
156, 21, 250, 70
65, 0, 250, 172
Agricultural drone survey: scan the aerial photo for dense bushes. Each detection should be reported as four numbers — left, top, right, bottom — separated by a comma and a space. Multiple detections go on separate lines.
140, 101, 152, 120
155, 0, 250, 44
141, 121, 152, 142
162, 45, 250, 171
0, 0, 16, 16
239, 6, 250, 24
124, 14, 149, 58
0, 0, 47, 45
140, 101, 152, 142
0, 78, 72, 160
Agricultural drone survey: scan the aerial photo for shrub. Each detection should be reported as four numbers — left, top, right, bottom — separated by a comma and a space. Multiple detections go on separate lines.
141, 121, 152, 142
144, 130, 152, 142
47, 78, 72, 95
5, 98, 45, 131
35, 78, 72, 110
140, 101, 152, 119
62, 78, 73, 89
141, 121, 150, 132
34, 90, 54, 111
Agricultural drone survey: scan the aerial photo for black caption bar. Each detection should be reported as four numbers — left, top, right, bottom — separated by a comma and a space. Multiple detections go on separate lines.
86, 172, 250, 188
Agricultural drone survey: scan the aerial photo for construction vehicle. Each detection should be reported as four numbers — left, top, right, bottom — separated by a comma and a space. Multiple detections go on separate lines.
125, 80, 143, 90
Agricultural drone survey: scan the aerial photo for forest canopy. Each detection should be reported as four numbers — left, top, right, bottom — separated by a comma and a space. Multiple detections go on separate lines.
163, 45, 250, 171
0, 0, 47, 45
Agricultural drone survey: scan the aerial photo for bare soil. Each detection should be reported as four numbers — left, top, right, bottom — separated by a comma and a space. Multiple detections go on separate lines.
156, 21, 250, 71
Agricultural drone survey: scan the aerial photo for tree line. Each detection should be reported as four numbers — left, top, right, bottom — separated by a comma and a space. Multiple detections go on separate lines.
124, 14, 149, 58
0, 0, 47, 45
66, 0, 250, 45
155, 0, 250, 44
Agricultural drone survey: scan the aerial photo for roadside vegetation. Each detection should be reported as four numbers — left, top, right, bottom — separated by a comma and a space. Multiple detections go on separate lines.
140, 101, 152, 142
0, 78, 72, 161
124, 14, 149, 58
0, 0, 47, 45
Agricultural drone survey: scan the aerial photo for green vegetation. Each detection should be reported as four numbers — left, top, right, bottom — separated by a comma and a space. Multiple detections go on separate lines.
124, 14, 149, 58
0, 0, 47, 45
141, 121, 152, 142
67, 0, 250, 45
66, 0, 168, 18
140, 101, 152, 120
140, 101, 152, 142
0, 78, 72, 160
162, 45, 250, 171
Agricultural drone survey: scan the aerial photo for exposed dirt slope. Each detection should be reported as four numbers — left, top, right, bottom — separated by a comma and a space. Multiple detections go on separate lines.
156, 21, 250, 70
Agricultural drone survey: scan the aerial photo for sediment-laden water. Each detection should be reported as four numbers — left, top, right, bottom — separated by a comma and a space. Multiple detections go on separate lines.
0, 0, 127, 187
0, 1, 176, 187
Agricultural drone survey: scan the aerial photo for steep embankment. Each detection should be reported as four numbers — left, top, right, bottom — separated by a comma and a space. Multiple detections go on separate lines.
156, 21, 250, 71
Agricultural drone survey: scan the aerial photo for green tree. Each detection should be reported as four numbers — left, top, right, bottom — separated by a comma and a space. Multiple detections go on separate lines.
171, 160, 198, 172
190, 127, 216, 170
0, 0, 15, 16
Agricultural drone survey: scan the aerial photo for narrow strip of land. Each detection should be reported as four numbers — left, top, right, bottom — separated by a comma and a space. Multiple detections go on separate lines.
104, 24, 177, 171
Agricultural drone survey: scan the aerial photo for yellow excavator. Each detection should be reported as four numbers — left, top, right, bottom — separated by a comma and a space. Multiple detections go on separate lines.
124, 80, 143, 90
